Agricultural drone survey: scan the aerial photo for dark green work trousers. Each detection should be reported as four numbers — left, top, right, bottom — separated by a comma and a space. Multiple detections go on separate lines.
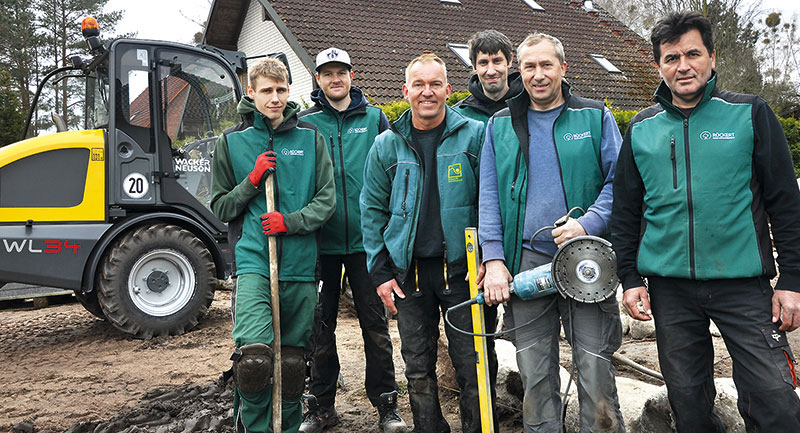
232, 273, 316, 433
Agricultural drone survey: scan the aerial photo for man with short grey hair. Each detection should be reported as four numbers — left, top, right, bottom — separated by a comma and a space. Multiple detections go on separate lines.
479, 33, 625, 432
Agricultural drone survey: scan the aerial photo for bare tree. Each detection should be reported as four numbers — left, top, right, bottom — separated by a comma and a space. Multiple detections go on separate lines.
595, 0, 765, 95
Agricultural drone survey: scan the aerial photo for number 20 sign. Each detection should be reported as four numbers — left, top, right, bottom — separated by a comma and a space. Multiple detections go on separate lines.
123, 172, 149, 199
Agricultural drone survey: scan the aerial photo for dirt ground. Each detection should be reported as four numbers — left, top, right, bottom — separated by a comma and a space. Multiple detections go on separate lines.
0, 289, 464, 433
1, 288, 795, 433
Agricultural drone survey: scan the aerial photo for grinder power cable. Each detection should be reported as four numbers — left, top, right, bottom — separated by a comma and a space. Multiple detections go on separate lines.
444, 209, 619, 338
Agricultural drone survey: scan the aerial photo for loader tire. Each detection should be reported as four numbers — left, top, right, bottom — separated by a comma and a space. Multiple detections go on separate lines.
97, 223, 216, 339
74, 288, 106, 319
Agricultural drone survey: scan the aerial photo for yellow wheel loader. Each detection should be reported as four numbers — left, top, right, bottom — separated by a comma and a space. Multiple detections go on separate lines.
0, 18, 280, 338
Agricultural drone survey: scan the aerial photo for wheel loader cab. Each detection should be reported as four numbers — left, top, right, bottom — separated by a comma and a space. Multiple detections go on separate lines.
0, 28, 246, 338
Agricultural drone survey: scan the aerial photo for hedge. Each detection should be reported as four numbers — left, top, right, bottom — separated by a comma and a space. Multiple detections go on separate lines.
378, 95, 800, 177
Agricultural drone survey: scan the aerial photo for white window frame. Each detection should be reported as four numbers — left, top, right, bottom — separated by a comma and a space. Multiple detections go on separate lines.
447, 43, 471, 67
589, 54, 622, 74
522, 0, 545, 11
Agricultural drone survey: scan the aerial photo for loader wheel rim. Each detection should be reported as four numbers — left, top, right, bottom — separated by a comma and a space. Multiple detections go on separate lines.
127, 249, 195, 317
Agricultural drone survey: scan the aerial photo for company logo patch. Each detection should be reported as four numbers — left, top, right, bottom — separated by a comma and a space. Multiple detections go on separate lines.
447, 163, 463, 183
91, 148, 104, 161
281, 149, 305, 156
700, 130, 735, 140
327, 49, 340, 60
347, 127, 367, 134
563, 131, 592, 141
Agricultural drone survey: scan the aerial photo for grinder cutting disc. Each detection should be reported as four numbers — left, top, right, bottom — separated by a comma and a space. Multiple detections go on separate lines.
552, 236, 619, 303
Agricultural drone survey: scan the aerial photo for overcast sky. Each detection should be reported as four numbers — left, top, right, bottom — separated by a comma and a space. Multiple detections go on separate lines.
104, 0, 210, 44
105, 0, 799, 44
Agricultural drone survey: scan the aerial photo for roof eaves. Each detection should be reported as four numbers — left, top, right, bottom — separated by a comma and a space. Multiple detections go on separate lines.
255, 0, 316, 77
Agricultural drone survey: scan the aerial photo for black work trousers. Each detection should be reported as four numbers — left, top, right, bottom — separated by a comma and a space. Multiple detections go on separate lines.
308, 253, 397, 407
395, 256, 498, 433
649, 276, 800, 433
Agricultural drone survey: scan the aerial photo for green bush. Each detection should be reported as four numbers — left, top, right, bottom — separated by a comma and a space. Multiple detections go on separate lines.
447, 90, 470, 106
378, 99, 410, 123
780, 117, 800, 177
611, 109, 638, 136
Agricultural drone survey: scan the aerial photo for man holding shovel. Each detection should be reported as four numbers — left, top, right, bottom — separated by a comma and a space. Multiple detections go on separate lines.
211, 58, 335, 433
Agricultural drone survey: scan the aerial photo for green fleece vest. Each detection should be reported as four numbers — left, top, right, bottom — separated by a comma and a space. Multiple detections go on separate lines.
227, 112, 319, 281
361, 107, 483, 275
493, 95, 605, 274
630, 77, 762, 280
300, 105, 383, 255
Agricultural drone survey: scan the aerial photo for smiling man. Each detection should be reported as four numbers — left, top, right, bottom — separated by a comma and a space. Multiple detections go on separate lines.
612, 11, 800, 432
454, 30, 523, 124
360, 52, 490, 433
210, 58, 335, 433
479, 33, 624, 433
298, 47, 404, 433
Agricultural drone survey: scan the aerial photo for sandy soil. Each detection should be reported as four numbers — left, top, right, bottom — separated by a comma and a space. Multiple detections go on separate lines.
0, 290, 462, 433
1, 288, 795, 433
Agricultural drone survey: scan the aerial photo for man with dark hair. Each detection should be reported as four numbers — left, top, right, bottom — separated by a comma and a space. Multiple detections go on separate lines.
298, 47, 406, 433
454, 29, 523, 124
612, 10, 800, 432
480, 33, 624, 433
361, 52, 493, 433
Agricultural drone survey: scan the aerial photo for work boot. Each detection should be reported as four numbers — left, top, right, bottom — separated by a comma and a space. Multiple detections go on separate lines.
299, 394, 339, 433
377, 390, 408, 433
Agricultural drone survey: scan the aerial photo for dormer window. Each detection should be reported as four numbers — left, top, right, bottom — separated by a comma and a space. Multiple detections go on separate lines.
447, 43, 471, 67
589, 54, 622, 74
522, 0, 544, 11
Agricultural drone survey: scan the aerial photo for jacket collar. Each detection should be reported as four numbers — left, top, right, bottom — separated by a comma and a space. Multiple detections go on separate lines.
250, 100, 301, 135
459, 72, 524, 115
310, 86, 369, 116
654, 71, 718, 115
507, 79, 572, 116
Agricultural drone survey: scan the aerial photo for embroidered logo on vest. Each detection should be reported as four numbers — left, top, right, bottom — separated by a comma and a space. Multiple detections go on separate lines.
563, 131, 592, 141
447, 163, 463, 183
700, 130, 735, 140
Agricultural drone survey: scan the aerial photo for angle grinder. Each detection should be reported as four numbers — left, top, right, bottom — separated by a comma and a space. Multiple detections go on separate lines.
471, 235, 619, 305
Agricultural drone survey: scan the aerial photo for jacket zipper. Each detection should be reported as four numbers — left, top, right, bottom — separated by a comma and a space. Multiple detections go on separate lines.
682, 117, 696, 279
510, 153, 521, 201
329, 134, 335, 168
401, 169, 410, 218
670, 137, 677, 189
337, 125, 350, 254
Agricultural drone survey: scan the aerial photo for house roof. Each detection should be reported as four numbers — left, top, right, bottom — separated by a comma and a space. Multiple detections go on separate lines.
204, 0, 662, 110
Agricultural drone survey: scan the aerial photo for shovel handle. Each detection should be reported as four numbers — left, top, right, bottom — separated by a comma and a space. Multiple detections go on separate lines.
266, 173, 282, 432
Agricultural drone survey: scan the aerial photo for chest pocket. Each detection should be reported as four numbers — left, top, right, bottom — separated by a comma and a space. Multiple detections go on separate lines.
388, 161, 419, 218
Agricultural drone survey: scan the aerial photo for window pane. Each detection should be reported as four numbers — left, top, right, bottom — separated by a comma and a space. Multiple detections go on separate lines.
158, 50, 239, 209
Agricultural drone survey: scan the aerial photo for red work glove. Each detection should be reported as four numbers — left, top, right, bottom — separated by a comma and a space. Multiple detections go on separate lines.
248, 150, 277, 187
261, 211, 287, 236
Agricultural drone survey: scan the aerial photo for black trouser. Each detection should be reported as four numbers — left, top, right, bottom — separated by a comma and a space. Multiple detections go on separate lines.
308, 253, 397, 407
396, 257, 498, 433
649, 276, 800, 433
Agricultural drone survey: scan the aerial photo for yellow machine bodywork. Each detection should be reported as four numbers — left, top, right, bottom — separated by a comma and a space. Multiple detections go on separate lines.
0, 130, 106, 222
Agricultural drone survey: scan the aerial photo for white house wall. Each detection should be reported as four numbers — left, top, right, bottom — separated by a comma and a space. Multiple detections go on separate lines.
237, 0, 315, 106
